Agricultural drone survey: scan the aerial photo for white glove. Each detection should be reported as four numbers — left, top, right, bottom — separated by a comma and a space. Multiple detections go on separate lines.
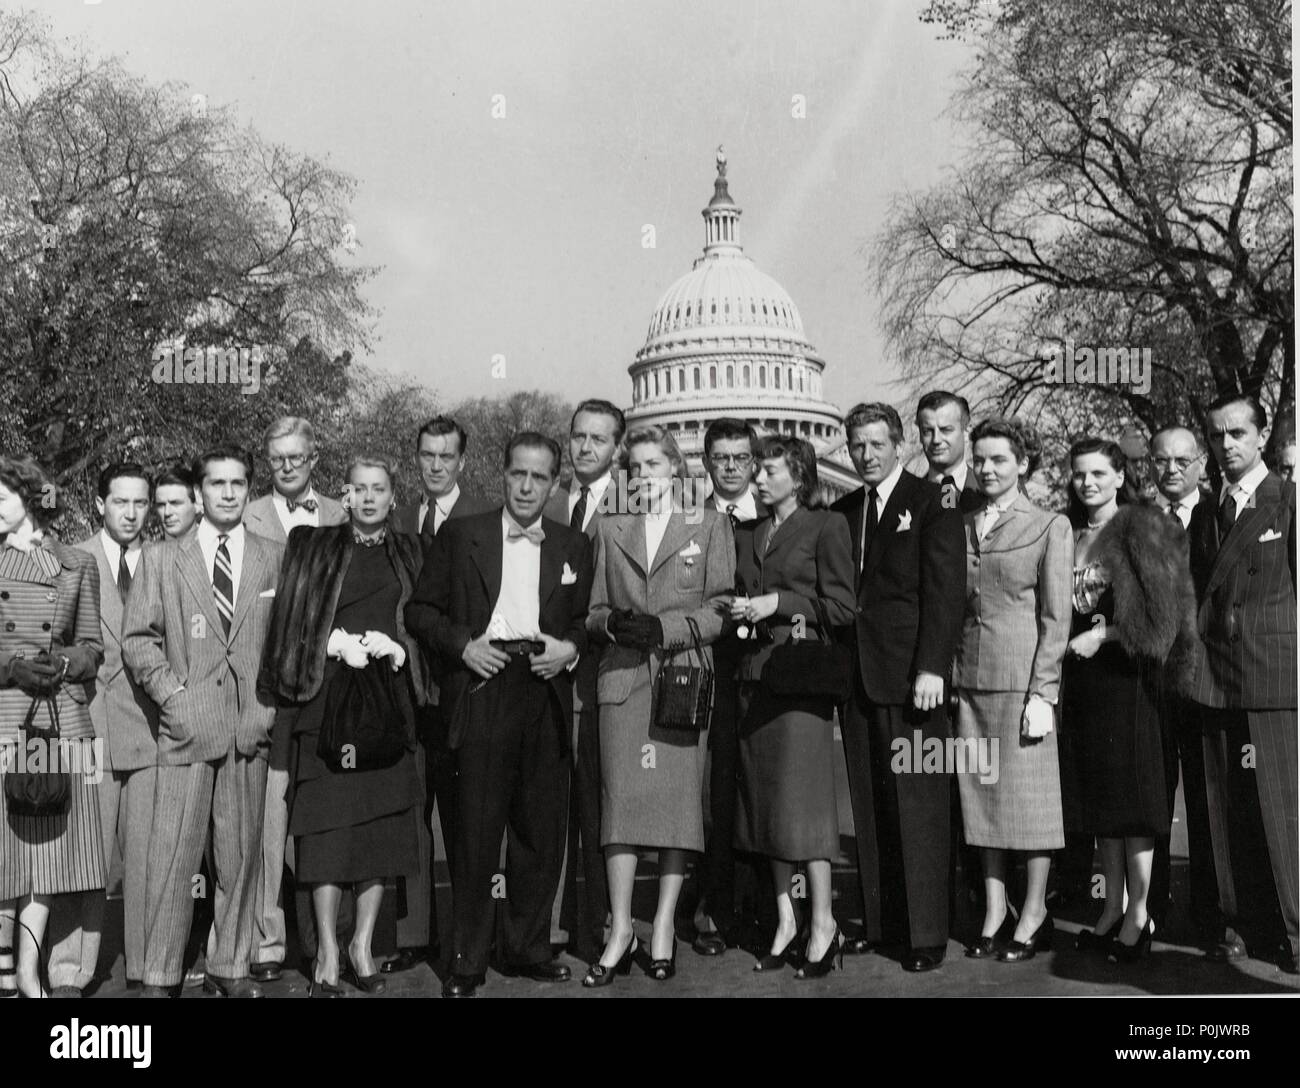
1021, 697, 1054, 739
327, 628, 370, 669
362, 631, 407, 671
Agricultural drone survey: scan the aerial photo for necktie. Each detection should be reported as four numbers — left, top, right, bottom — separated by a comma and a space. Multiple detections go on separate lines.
212, 534, 234, 637
725, 503, 738, 529
508, 523, 546, 545
420, 502, 437, 544
570, 486, 590, 533
941, 474, 956, 494
861, 488, 879, 569
118, 544, 132, 603
286, 497, 318, 514
1217, 487, 1238, 542
1169, 502, 1184, 528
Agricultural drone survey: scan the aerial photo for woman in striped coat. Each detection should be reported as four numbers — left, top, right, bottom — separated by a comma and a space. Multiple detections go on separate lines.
0, 458, 104, 998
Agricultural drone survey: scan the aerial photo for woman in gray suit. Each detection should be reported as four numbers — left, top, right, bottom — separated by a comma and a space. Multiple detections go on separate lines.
953, 419, 1072, 963
731, 436, 855, 978
583, 426, 733, 986
0, 457, 105, 998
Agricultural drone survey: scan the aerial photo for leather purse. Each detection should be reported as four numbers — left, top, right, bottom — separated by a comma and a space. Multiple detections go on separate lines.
654, 617, 713, 732
760, 597, 853, 702
5, 684, 72, 818
317, 661, 408, 772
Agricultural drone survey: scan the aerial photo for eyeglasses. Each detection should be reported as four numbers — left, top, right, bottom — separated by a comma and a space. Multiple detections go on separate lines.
1151, 456, 1202, 471
267, 454, 309, 470
709, 453, 754, 467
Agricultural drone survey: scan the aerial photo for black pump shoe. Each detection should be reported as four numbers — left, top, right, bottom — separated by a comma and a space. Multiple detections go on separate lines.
1076, 918, 1122, 953
583, 935, 637, 988
644, 936, 678, 981
794, 927, 843, 980
998, 916, 1054, 963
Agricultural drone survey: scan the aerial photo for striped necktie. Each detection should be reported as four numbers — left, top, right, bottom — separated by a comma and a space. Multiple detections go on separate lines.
212, 534, 234, 637
118, 544, 132, 603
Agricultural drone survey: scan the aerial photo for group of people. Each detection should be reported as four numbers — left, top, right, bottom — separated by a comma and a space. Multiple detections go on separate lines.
0, 388, 1294, 1000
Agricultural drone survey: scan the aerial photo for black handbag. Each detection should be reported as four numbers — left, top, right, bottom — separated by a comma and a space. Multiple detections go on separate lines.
5, 688, 72, 818
654, 617, 714, 732
317, 661, 408, 773
761, 597, 853, 702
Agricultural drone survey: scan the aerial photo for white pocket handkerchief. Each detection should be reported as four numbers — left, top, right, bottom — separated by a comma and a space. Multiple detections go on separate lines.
1258, 528, 1283, 543
896, 510, 913, 533
258, 588, 275, 598
560, 562, 578, 585
680, 541, 702, 557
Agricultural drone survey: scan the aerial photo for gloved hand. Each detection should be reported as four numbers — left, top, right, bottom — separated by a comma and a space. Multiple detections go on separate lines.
1021, 697, 1054, 740
327, 629, 371, 670
607, 609, 663, 651
7, 656, 62, 695
362, 631, 407, 671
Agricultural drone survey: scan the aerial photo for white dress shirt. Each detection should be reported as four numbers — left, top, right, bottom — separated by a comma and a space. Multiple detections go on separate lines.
712, 489, 758, 521
859, 463, 905, 568
567, 473, 611, 532
486, 512, 542, 640
644, 507, 673, 566
1160, 491, 1199, 529
99, 530, 142, 584
272, 487, 322, 535
418, 483, 462, 536
197, 519, 246, 605
1221, 460, 1269, 516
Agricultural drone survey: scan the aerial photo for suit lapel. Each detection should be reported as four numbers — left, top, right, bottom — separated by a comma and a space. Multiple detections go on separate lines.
649, 510, 695, 577
94, 545, 123, 643
761, 505, 808, 565
977, 491, 1027, 549
1204, 475, 1281, 597
864, 474, 916, 576
612, 516, 648, 576
539, 529, 563, 606
178, 535, 225, 642
228, 534, 267, 642
470, 522, 503, 607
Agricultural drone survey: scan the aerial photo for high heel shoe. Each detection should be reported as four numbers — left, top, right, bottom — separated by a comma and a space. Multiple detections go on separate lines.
965, 913, 1012, 959
1108, 919, 1154, 964
341, 950, 387, 994
582, 934, 637, 988
794, 927, 843, 980
754, 931, 801, 973
1075, 918, 1122, 953
307, 958, 345, 999
998, 915, 1054, 963
644, 936, 678, 981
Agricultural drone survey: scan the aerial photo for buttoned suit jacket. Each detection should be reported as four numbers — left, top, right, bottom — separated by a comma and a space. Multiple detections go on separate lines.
404, 509, 593, 749
242, 492, 347, 544
832, 472, 966, 705
952, 491, 1073, 701
585, 507, 734, 707
1187, 471, 1296, 710
74, 537, 160, 771
0, 539, 103, 741
391, 487, 493, 539
122, 530, 284, 765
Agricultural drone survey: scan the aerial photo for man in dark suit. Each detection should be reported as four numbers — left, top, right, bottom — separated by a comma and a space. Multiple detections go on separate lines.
384, 416, 491, 973
241, 417, 347, 985
122, 445, 283, 998
1147, 425, 1225, 948
1188, 395, 1297, 974
832, 403, 965, 972
407, 432, 594, 997
48, 463, 156, 995
914, 390, 983, 937
694, 417, 769, 955
542, 399, 622, 961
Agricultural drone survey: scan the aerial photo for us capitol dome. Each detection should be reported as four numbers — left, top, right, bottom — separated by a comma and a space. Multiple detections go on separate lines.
624, 148, 857, 501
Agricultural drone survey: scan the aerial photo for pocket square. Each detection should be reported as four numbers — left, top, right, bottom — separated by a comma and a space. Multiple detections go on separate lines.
896, 510, 913, 532
258, 588, 275, 598
1258, 528, 1283, 543
560, 562, 578, 585
680, 541, 702, 557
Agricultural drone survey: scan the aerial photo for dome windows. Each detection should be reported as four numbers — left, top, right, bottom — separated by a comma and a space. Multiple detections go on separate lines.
726, 364, 734, 388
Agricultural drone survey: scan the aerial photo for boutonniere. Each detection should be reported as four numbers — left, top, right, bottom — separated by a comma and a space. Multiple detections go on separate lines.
896, 510, 913, 533
560, 562, 578, 585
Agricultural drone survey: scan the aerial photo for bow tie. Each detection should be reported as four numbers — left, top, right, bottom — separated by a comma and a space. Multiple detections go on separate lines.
286, 497, 318, 514
507, 524, 546, 545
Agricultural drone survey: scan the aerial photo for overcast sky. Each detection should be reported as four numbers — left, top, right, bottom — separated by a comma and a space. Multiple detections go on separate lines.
38, 0, 971, 414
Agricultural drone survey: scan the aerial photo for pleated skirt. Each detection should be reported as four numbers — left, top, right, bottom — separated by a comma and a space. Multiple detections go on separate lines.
0, 744, 106, 897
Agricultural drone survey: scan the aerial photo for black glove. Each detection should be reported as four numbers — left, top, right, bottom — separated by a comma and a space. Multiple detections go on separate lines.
7, 656, 61, 696
608, 610, 663, 651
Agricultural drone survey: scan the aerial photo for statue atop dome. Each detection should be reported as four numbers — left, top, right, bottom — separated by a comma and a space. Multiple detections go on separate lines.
716, 145, 727, 177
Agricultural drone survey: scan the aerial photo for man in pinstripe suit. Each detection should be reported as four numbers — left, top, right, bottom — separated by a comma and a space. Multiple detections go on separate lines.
1188, 395, 1297, 975
123, 446, 284, 997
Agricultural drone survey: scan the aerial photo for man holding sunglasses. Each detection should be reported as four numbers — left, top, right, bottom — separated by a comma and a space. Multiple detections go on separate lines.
243, 417, 347, 987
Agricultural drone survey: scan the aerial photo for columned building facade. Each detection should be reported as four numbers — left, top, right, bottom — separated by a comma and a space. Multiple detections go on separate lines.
625, 150, 857, 502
